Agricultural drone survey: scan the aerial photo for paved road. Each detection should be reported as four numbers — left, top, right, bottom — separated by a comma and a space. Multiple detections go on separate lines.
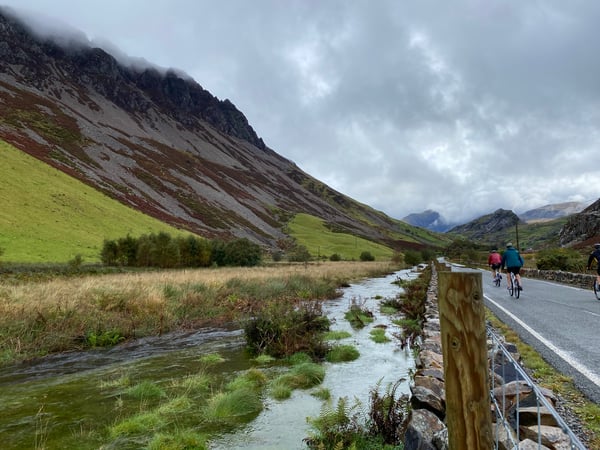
481, 270, 600, 404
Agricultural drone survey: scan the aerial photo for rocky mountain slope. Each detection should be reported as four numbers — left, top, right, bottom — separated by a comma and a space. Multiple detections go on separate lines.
519, 201, 587, 223
446, 209, 521, 241
0, 7, 444, 252
559, 199, 600, 248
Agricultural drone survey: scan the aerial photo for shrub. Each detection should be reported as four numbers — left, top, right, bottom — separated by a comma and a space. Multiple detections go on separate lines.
404, 250, 421, 266
359, 251, 375, 262
536, 248, 585, 271
221, 238, 262, 267
288, 244, 311, 262
329, 253, 341, 261
243, 301, 330, 358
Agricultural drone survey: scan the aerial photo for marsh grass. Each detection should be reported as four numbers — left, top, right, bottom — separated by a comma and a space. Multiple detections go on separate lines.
108, 367, 268, 446
312, 387, 331, 401
147, 430, 208, 450
269, 362, 326, 400
325, 344, 360, 363
287, 352, 313, 365
99, 374, 131, 390
253, 354, 276, 365
198, 353, 226, 366
0, 261, 395, 364
203, 388, 263, 425
322, 330, 352, 340
170, 372, 213, 395
125, 381, 166, 401
109, 410, 166, 438
225, 369, 268, 392
344, 296, 374, 329
270, 377, 293, 400
379, 304, 399, 315
156, 395, 193, 416
369, 327, 391, 343
34, 405, 50, 450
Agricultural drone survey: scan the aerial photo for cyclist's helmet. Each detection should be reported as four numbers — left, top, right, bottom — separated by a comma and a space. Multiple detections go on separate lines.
594, 243, 600, 249
506, 242, 513, 248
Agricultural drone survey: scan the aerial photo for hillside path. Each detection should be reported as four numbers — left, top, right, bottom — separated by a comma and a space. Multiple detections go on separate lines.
482, 272, 600, 404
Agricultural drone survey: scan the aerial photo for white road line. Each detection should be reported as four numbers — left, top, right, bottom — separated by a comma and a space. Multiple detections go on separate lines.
484, 293, 600, 388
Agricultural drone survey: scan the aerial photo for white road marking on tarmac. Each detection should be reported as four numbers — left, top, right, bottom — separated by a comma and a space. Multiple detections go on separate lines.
484, 293, 600, 388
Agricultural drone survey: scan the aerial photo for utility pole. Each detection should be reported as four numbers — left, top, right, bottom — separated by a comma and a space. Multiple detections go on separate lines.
515, 222, 520, 251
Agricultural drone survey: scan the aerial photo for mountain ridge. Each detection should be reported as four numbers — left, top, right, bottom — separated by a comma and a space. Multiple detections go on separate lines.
0, 7, 446, 258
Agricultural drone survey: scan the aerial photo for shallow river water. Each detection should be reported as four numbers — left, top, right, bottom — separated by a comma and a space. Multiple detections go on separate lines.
0, 269, 417, 449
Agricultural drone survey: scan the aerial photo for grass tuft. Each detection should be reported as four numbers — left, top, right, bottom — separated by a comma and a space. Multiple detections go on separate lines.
370, 327, 391, 343
198, 353, 226, 366
125, 381, 166, 400
326, 345, 360, 363
147, 429, 208, 450
322, 330, 352, 340
203, 388, 263, 424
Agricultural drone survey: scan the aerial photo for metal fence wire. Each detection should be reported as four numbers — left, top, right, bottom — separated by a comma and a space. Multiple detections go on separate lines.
487, 326, 587, 450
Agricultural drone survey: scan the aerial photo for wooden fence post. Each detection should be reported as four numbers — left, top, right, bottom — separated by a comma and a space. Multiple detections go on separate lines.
438, 271, 492, 450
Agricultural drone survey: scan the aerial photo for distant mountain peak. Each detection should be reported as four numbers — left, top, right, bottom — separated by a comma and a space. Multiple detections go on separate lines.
447, 208, 520, 240
402, 210, 455, 232
519, 201, 587, 223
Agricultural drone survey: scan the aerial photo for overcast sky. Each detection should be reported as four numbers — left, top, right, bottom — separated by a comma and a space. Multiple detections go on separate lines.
4, 1, 600, 223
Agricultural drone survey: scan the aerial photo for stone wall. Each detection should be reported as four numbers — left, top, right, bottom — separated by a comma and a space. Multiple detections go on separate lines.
403, 264, 575, 450
521, 268, 595, 290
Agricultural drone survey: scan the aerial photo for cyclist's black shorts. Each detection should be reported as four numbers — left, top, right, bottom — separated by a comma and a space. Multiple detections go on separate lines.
596, 265, 600, 276
491, 263, 501, 270
506, 266, 521, 275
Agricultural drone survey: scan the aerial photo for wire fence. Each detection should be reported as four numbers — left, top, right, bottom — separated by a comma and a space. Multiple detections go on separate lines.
488, 326, 587, 449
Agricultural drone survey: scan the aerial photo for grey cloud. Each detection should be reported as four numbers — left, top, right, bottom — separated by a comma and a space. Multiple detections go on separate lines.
4, 0, 600, 223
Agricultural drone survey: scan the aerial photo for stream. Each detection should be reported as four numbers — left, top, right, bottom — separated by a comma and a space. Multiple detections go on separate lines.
0, 269, 417, 449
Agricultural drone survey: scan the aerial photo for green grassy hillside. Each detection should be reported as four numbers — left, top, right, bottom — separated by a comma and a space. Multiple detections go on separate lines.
449, 218, 566, 251
287, 213, 394, 260
0, 141, 192, 263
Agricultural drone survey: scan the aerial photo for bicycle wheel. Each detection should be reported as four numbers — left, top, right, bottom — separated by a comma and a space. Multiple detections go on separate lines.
494, 272, 501, 287
594, 280, 600, 300
508, 274, 514, 297
515, 278, 520, 299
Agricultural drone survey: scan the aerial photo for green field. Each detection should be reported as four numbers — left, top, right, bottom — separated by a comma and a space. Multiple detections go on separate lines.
287, 213, 394, 260
0, 141, 192, 263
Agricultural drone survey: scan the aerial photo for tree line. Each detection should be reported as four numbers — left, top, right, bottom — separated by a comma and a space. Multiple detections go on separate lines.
100, 233, 262, 268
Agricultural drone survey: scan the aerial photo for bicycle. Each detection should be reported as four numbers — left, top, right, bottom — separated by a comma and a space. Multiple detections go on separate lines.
593, 277, 600, 300
508, 271, 521, 299
493, 269, 502, 287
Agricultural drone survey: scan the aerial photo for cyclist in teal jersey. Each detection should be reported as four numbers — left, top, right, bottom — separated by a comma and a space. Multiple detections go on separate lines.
501, 242, 524, 291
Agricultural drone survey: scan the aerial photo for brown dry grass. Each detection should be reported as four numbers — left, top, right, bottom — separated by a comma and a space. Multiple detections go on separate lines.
0, 261, 397, 364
